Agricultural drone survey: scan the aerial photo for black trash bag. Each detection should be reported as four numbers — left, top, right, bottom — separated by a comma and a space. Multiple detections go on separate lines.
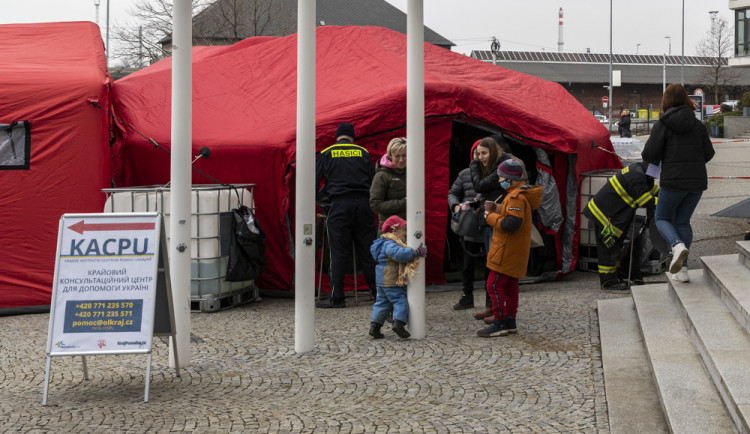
226, 205, 266, 282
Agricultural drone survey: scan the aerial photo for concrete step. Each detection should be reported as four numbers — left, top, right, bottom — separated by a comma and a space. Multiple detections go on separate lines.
670, 269, 750, 433
598, 297, 668, 434
738, 240, 750, 269
702, 253, 750, 335
631, 285, 735, 433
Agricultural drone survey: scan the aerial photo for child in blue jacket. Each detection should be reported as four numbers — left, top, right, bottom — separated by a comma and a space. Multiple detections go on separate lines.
369, 215, 427, 339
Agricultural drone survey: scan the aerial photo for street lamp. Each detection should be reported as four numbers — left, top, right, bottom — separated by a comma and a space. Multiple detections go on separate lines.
710, 10, 719, 31
94, 0, 100, 25
665, 36, 671, 55
636, 43, 640, 55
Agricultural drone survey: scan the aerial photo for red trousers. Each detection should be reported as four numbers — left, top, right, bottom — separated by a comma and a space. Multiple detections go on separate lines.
486, 270, 519, 320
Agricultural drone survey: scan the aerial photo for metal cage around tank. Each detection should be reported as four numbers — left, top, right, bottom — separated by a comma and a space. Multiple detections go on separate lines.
102, 184, 259, 312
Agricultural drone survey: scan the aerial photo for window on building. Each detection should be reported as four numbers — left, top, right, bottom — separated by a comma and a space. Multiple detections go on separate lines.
0, 121, 30, 170
736, 9, 750, 57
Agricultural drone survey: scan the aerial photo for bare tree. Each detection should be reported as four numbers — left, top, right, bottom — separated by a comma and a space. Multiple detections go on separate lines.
112, 0, 210, 67
193, 0, 292, 44
696, 16, 738, 104
112, 0, 293, 68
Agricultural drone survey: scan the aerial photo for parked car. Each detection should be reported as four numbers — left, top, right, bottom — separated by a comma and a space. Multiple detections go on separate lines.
595, 114, 609, 123
721, 100, 740, 111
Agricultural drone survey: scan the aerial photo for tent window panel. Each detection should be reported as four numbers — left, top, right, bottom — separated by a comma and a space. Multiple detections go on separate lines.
0, 121, 31, 170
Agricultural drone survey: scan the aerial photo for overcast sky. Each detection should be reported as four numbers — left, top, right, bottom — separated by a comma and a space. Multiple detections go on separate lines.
0, 0, 732, 57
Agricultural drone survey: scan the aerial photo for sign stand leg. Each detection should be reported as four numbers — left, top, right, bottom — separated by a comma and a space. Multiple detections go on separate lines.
81, 355, 89, 380
144, 352, 153, 403
42, 356, 52, 406
171, 335, 181, 377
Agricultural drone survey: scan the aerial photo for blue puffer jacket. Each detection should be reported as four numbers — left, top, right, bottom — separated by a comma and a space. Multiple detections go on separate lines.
370, 237, 416, 288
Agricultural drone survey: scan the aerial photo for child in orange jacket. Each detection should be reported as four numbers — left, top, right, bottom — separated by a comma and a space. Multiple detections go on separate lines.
477, 159, 542, 337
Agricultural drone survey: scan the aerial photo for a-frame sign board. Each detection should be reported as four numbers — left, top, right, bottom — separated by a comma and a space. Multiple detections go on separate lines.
43, 212, 179, 405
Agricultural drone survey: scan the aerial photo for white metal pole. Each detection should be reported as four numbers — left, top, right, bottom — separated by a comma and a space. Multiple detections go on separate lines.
681, 0, 685, 85
608, 0, 613, 132
663, 54, 666, 93
105, 0, 110, 67
406, 0, 426, 339
169, 0, 192, 367
295, 0, 316, 353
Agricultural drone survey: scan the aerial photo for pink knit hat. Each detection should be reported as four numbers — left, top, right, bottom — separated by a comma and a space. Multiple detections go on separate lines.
470, 139, 481, 159
382, 215, 407, 233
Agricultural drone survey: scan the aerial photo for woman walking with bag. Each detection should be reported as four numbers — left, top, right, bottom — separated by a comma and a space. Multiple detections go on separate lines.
641, 83, 714, 283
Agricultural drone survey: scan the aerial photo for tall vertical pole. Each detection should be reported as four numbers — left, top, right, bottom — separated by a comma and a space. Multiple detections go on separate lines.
558, 8, 564, 53
139, 26, 144, 68
406, 0, 426, 339
608, 0, 613, 132
295, 0, 316, 353
105, 0, 110, 67
681, 0, 685, 85
169, 0, 192, 367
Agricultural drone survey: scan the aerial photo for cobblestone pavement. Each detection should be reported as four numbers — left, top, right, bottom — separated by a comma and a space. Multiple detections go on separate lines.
1, 140, 748, 433
2, 274, 627, 433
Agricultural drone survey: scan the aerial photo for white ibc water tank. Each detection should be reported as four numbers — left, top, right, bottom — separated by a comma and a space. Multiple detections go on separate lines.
103, 185, 257, 312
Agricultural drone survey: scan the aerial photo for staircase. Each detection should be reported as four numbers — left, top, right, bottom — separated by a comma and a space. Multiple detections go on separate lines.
735, 131, 750, 140
599, 240, 750, 433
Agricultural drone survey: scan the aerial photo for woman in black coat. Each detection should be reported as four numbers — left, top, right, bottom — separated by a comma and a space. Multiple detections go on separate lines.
641, 83, 715, 283
448, 141, 485, 310
618, 109, 631, 137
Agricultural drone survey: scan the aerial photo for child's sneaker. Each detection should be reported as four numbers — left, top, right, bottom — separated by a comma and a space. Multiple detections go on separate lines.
477, 319, 509, 337
392, 320, 411, 338
369, 322, 384, 339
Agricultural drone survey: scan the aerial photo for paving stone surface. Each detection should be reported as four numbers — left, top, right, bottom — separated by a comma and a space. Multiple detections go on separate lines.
1, 139, 747, 433
2, 272, 629, 433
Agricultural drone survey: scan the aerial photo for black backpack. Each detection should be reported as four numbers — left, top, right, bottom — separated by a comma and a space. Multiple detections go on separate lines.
226, 205, 266, 282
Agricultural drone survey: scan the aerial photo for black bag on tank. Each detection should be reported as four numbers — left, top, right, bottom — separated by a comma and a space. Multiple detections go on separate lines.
226, 205, 266, 281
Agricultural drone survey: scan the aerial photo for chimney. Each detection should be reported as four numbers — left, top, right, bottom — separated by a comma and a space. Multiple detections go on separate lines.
558, 7, 564, 53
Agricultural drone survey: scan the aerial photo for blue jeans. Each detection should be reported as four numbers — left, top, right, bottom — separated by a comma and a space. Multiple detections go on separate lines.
655, 187, 702, 250
371, 286, 408, 325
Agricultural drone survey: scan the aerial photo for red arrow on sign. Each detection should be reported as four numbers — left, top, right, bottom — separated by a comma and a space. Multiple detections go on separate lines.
67, 220, 155, 235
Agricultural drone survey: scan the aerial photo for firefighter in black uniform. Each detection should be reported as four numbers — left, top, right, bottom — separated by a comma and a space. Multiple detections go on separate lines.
583, 161, 659, 290
315, 122, 378, 308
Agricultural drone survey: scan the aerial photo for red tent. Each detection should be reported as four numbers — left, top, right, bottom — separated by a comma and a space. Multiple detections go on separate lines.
112, 26, 621, 292
0, 22, 112, 311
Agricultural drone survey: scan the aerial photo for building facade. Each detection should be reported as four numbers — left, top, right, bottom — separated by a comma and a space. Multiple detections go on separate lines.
471, 49, 750, 116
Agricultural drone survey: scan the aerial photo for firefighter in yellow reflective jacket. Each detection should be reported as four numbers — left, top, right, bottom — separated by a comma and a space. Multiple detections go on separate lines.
315, 122, 378, 308
583, 161, 659, 290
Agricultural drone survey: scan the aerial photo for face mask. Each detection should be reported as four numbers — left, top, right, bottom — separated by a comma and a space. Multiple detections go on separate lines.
500, 180, 511, 190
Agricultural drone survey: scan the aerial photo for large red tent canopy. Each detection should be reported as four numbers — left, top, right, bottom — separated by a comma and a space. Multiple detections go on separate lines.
112, 25, 621, 292
0, 22, 112, 311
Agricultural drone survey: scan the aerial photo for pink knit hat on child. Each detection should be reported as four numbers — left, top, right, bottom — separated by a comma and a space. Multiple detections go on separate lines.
382, 216, 407, 233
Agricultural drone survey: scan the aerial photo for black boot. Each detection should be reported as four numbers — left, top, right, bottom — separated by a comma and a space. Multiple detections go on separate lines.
392, 320, 411, 339
369, 322, 384, 339
601, 279, 628, 291
453, 292, 474, 310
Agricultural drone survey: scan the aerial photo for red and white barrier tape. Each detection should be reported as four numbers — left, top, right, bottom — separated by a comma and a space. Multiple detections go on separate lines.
708, 176, 750, 179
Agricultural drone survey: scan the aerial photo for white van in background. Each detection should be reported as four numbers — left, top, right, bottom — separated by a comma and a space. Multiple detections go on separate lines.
721, 100, 740, 111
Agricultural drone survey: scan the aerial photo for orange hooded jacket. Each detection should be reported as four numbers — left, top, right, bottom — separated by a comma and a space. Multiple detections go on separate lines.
485, 181, 543, 278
